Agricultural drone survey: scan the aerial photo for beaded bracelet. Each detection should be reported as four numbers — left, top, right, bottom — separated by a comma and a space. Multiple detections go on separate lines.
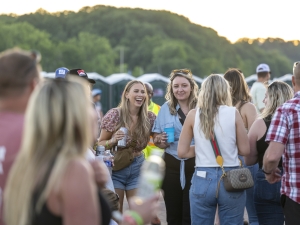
125, 211, 143, 225
105, 140, 110, 149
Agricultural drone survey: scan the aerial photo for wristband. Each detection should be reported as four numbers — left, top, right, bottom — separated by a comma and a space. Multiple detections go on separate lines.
106, 140, 110, 149
262, 168, 272, 175
123, 214, 137, 225
126, 211, 143, 225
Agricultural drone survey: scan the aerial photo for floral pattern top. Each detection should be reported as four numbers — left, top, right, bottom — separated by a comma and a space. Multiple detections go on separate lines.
101, 108, 156, 152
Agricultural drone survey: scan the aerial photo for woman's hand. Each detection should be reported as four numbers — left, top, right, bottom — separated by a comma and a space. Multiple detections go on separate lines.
153, 132, 169, 149
127, 194, 160, 224
112, 129, 126, 142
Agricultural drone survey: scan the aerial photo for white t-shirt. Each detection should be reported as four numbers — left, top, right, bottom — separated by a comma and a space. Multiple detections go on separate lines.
250, 82, 266, 112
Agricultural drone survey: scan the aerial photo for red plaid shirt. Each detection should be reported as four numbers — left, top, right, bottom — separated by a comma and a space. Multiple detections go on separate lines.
266, 92, 300, 204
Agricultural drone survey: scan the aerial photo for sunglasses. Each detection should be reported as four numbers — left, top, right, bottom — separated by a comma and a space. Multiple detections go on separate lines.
170, 69, 192, 80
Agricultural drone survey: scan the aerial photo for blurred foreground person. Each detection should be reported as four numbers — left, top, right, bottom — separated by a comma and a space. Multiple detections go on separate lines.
246, 81, 293, 225
178, 74, 249, 224
4, 77, 159, 225
0, 48, 41, 225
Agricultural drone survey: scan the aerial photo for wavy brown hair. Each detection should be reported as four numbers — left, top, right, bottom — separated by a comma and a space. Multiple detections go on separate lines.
165, 69, 198, 115
224, 68, 251, 107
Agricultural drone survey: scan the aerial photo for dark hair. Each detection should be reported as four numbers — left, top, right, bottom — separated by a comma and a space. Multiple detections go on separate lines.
0, 48, 40, 97
257, 72, 269, 78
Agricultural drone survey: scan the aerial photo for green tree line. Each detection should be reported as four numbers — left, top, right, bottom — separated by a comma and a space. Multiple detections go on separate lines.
0, 5, 299, 77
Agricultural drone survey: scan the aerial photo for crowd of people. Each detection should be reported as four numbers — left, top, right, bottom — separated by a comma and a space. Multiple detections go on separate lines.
0, 47, 300, 225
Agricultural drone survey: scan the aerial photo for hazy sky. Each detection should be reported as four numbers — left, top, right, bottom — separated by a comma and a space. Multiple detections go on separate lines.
1, 0, 299, 43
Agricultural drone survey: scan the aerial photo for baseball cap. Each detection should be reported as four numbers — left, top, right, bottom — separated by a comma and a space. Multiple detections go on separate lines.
69, 68, 95, 84
92, 89, 102, 97
55, 67, 69, 79
256, 63, 271, 73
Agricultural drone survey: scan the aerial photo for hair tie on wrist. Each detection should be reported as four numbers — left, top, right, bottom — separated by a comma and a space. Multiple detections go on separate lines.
106, 140, 109, 149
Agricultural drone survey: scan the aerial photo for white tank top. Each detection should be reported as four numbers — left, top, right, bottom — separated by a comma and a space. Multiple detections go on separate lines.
193, 106, 239, 167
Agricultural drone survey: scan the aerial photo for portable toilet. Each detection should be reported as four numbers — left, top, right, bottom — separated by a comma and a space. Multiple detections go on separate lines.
137, 73, 169, 106
105, 73, 135, 109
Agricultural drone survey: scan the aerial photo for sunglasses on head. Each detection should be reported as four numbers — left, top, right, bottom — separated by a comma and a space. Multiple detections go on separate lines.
170, 69, 192, 80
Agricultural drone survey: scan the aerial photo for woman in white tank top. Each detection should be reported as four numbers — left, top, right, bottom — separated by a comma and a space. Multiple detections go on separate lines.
178, 74, 250, 225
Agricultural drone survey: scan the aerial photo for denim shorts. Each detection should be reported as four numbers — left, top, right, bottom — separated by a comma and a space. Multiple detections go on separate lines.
112, 154, 144, 190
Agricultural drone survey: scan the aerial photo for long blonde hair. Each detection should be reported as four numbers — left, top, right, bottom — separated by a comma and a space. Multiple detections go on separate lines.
117, 80, 150, 141
197, 74, 232, 139
260, 81, 294, 119
165, 69, 198, 115
4, 76, 93, 225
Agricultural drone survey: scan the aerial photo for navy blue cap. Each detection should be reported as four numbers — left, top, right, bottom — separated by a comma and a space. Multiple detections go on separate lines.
55, 67, 69, 79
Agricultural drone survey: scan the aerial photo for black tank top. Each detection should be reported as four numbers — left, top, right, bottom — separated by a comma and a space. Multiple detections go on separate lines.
256, 116, 283, 168
31, 162, 111, 225
32, 191, 111, 225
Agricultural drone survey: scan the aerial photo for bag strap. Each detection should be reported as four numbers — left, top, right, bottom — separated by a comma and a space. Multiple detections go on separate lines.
177, 108, 186, 126
210, 133, 224, 168
210, 132, 226, 198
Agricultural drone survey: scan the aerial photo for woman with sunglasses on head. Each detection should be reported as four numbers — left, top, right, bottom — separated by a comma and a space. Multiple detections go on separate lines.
152, 69, 198, 225
224, 68, 258, 225
178, 74, 249, 224
99, 80, 156, 213
245, 81, 293, 225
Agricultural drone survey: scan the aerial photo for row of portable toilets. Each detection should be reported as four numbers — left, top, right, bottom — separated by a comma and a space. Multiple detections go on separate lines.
42, 72, 292, 114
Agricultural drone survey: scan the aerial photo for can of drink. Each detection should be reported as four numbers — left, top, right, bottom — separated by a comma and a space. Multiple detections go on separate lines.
117, 127, 128, 147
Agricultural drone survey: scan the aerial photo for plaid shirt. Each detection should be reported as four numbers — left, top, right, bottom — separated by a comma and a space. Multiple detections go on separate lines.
266, 91, 300, 204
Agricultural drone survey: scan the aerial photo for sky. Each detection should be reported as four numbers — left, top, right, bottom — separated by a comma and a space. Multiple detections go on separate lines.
1, 0, 299, 43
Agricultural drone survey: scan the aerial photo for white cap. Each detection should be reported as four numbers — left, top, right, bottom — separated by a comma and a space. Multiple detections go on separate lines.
256, 63, 271, 73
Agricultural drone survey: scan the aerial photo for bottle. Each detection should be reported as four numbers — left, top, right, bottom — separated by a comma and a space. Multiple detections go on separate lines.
103, 150, 113, 175
96, 145, 105, 164
136, 149, 165, 199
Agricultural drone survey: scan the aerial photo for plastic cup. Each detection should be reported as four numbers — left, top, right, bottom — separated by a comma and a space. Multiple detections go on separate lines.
164, 127, 175, 143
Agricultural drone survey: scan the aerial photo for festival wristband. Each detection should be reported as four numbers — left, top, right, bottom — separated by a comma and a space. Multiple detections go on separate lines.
123, 214, 137, 225
126, 211, 143, 225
